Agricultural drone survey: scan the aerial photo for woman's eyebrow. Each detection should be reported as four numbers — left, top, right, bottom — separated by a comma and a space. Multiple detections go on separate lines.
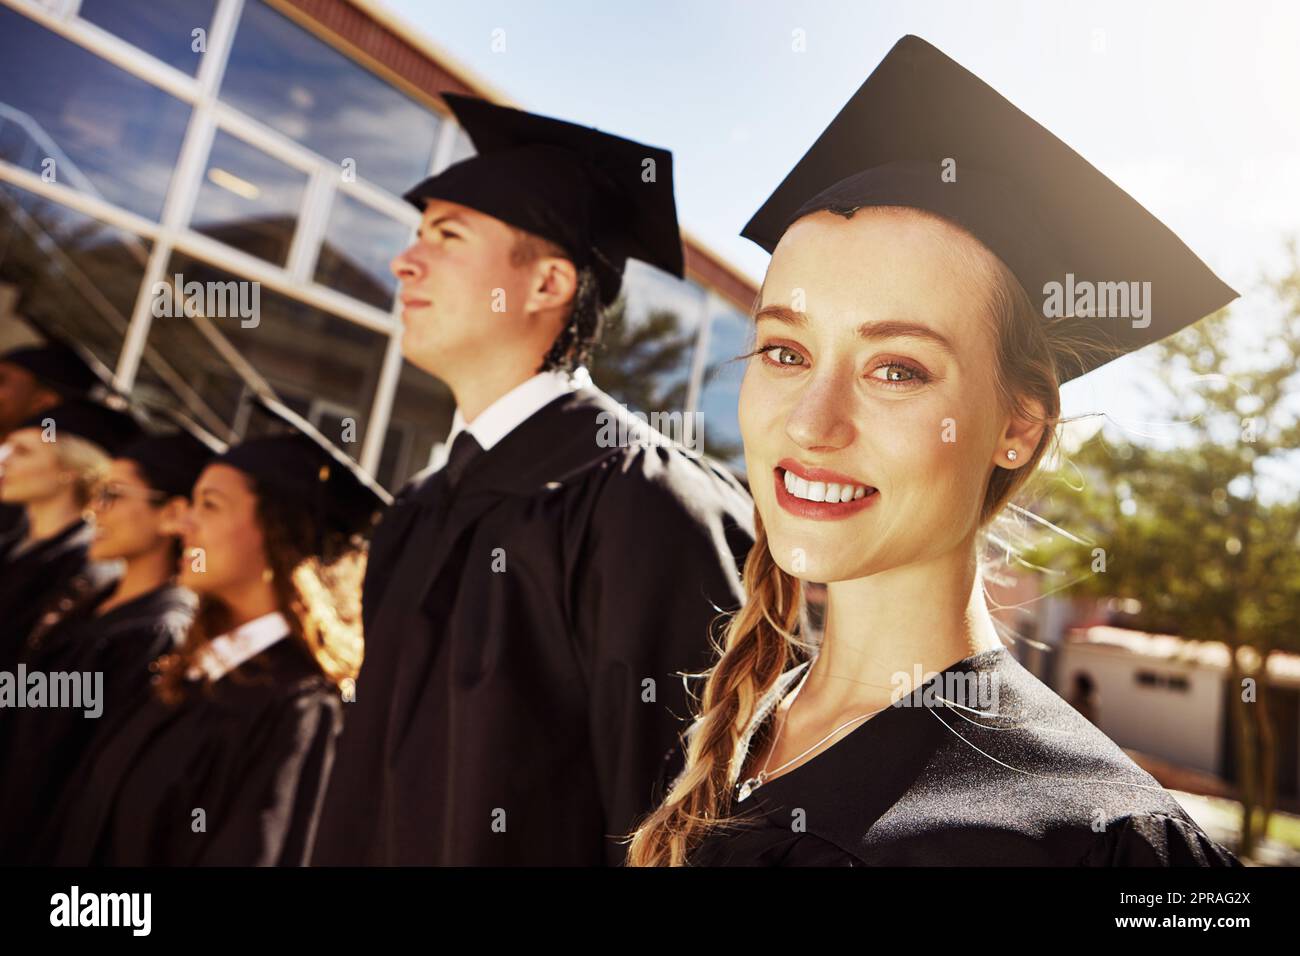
755, 305, 955, 356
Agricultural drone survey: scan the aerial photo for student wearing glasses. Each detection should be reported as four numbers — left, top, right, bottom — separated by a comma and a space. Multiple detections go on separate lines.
0, 428, 216, 863
0, 398, 141, 669
46, 398, 386, 866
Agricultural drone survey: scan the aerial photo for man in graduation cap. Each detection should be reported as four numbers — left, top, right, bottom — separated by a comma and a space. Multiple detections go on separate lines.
0, 339, 100, 441
311, 95, 755, 866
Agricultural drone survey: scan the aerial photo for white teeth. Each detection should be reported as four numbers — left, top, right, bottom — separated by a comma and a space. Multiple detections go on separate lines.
781, 469, 873, 504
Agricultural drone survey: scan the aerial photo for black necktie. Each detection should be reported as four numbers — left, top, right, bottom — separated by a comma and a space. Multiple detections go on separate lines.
442, 429, 484, 490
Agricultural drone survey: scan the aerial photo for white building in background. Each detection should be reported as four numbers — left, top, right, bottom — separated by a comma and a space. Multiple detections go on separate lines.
1060, 627, 1300, 796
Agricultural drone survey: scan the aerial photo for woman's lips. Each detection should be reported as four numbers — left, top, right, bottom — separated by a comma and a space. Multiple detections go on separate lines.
773, 464, 879, 520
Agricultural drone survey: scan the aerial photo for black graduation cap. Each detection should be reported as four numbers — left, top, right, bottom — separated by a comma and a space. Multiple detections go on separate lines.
18, 398, 143, 456
1, 340, 101, 398
118, 429, 223, 501
212, 395, 391, 549
741, 35, 1238, 383
402, 93, 684, 305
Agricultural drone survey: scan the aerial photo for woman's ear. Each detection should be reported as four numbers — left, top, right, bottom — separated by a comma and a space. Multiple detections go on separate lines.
997, 396, 1049, 468
158, 496, 191, 536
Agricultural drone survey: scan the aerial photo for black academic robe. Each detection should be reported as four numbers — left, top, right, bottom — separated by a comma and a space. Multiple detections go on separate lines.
47, 638, 343, 866
0, 518, 97, 669
686, 646, 1242, 866
0, 501, 25, 540
311, 384, 755, 866
0, 583, 195, 864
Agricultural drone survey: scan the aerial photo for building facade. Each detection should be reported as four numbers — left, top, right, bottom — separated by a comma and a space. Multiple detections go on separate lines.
0, 0, 757, 489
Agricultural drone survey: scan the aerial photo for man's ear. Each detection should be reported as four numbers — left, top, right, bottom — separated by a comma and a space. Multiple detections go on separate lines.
525, 256, 579, 316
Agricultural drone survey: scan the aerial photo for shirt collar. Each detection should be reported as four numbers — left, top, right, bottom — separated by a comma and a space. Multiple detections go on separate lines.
187, 611, 291, 683
443, 366, 590, 456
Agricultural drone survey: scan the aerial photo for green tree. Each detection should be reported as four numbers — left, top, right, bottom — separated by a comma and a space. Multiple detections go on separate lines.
1030, 241, 1300, 858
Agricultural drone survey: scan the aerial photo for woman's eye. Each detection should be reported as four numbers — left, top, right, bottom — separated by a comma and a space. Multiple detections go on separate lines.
754, 344, 806, 368
869, 361, 929, 387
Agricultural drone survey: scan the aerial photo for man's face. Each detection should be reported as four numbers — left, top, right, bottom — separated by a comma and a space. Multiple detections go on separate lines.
0, 361, 59, 439
390, 199, 541, 378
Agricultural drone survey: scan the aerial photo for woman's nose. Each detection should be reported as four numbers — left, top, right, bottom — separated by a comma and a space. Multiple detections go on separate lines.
785, 369, 856, 452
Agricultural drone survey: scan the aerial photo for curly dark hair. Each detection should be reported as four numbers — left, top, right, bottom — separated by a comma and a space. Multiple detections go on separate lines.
154, 474, 364, 706
509, 228, 604, 373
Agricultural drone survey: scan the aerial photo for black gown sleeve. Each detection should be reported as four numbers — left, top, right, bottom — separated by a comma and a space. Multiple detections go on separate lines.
1077, 811, 1243, 867
198, 688, 343, 866
577, 446, 752, 865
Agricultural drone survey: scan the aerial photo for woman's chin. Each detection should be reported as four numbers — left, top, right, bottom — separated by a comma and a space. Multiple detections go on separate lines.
88, 542, 118, 562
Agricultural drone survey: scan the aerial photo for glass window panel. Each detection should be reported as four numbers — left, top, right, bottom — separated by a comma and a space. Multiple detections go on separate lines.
132, 252, 390, 461
0, 183, 151, 376
697, 302, 751, 474
379, 358, 453, 489
221, 0, 441, 195
315, 191, 410, 309
79, 0, 215, 76
0, 5, 190, 221
591, 262, 706, 416
191, 129, 307, 267
446, 126, 475, 166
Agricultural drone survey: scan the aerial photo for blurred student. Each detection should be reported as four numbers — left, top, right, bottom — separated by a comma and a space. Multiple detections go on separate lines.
0, 398, 141, 666
0, 429, 215, 863
48, 399, 385, 866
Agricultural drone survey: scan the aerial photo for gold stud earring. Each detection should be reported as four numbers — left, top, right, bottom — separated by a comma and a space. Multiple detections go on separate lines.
262, 568, 274, 583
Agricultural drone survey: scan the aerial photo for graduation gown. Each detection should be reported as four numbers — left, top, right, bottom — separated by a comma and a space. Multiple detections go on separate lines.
0, 583, 195, 863
47, 636, 343, 866
685, 646, 1243, 866
311, 384, 755, 865
0, 518, 99, 668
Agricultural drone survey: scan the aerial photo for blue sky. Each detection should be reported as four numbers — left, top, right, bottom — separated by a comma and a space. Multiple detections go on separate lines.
383, 0, 1300, 487
384, 0, 1299, 288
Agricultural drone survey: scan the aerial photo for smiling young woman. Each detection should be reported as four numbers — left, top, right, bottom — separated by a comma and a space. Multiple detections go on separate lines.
626, 36, 1241, 868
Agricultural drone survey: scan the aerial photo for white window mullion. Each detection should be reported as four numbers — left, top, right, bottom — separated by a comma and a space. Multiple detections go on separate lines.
5, 0, 201, 105
684, 291, 716, 420
113, 0, 243, 389
284, 165, 334, 283
361, 325, 406, 477
429, 117, 460, 175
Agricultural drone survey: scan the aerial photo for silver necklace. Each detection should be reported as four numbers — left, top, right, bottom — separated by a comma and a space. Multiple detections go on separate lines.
735, 667, 893, 802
